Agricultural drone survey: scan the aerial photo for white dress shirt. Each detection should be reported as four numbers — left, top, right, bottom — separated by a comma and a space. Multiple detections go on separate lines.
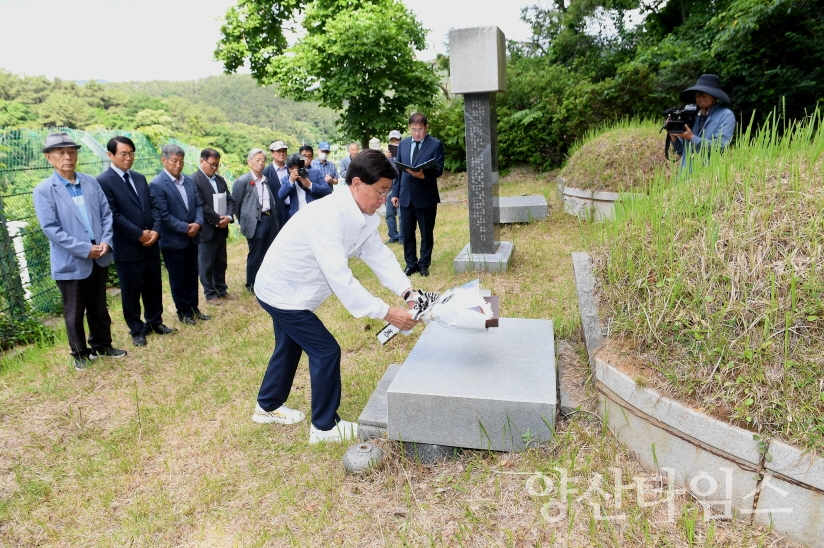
254, 187, 410, 320
253, 173, 271, 212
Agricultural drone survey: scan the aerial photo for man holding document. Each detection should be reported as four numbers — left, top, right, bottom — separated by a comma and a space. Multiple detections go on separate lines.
391, 113, 444, 277
192, 148, 235, 303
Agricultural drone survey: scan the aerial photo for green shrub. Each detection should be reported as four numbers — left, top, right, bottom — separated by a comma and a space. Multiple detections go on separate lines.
0, 312, 55, 351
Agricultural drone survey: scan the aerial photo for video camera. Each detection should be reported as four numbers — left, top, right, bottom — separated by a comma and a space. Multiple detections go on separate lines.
663, 104, 698, 134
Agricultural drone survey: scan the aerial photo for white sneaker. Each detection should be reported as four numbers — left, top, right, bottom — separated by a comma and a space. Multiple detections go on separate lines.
252, 403, 306, 424
309, 420, 358, 444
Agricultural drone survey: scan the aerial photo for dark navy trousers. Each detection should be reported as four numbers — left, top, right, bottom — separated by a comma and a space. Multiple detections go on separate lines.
385, 198, 401, 241
162, 240, 200, 316
256, 299, 341, 430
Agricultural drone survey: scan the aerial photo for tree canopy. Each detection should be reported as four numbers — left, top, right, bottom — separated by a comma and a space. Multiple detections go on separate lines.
434, 0, 824, 171
216, 0, 439, 147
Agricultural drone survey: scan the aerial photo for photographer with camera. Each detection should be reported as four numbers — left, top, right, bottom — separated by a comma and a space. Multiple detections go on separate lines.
278, 153, 332, 221
667, 74, 736, 170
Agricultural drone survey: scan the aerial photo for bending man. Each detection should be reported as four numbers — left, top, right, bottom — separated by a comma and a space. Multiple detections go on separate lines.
252, 149, 419, 443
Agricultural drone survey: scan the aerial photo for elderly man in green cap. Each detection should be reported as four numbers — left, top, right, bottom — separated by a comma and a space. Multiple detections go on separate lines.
32, 132, 127, 369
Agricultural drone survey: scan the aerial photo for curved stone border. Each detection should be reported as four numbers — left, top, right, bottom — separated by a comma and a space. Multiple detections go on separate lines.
558, 178, 643, 222
572, 251, 824, 547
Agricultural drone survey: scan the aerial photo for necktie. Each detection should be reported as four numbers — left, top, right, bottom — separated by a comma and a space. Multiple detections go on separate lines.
124, 172, 140, 204
412, 141, 420, 165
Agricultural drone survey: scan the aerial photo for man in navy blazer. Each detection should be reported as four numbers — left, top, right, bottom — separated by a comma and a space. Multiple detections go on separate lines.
98, 136, 175, 347
150, 144, 208, 326
391, 113, 445, 277
32, 132, 126, 369
278, 153, 332, 220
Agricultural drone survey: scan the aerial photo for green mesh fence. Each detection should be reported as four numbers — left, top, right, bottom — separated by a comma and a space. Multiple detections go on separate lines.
0, 127, 231, 316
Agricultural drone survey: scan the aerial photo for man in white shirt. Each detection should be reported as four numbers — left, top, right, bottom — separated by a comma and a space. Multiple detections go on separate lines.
252, 149, 420, 443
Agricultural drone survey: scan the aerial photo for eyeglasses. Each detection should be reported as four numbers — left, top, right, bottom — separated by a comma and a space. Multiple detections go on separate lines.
116, 151, 135, 158
366, 184, 392, 199
205, 161, 220, 169
409, 126, 426, 133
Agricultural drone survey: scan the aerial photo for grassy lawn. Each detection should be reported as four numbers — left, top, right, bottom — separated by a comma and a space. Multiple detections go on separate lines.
0, 174, 797, 546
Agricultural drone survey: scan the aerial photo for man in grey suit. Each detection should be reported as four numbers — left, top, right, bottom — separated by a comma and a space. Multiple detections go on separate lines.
150, 145, 208, 326
232, 148, 280, 292
191, 148, 235, 304
33, 132, 127, 369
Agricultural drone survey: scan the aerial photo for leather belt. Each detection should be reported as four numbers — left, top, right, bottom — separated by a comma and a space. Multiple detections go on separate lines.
261, 210, 272, 216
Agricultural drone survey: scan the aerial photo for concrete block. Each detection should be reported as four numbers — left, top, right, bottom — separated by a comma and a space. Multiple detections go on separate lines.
559, 183, 643, 222
571, 252, 604, 370
766, 439, 824, 492
600, 395, 759, 514
753, 475, 824, 546
449, 27, 507, 94
387, 319, 556, 451
453, 241, 514, 273
595, 359, 762, 466
497, 196, 548, 224
357, 364, 402, 440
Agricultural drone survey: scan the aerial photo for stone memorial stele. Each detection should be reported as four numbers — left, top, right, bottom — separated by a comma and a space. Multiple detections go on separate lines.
449, 26, 515, 272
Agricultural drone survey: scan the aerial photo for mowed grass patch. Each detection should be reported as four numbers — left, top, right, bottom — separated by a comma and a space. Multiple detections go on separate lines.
0, 176, 795, 546
592, 112, 824, 451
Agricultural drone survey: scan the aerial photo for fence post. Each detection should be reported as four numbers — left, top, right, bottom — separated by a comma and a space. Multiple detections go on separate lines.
0, 194, 27, 317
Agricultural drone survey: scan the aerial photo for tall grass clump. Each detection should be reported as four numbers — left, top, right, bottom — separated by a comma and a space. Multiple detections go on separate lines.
561, 119, 673, 192
591, 110, 824, 451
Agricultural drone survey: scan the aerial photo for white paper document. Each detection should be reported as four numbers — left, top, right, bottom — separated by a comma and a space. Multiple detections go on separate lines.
213, 192, 227, 216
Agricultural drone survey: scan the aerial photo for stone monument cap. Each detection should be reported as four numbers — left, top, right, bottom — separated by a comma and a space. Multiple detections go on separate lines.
449, 26, 507, 94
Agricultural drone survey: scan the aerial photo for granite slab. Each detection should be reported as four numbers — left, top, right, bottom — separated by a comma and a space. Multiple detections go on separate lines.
387, 319, 556, 451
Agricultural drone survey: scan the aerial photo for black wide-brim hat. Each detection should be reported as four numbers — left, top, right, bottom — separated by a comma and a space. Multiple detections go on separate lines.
680, 74, 730, 104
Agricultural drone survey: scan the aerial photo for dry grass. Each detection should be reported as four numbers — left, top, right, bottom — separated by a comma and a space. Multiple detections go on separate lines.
0, 176, 799, 546
561, 120, 673, 192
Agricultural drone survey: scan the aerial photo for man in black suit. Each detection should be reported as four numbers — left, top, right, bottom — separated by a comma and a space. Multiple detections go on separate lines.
391, 113, 445, 277
191, 148, 235, 304
97, 136, 176, 346
150, 145, 209, 326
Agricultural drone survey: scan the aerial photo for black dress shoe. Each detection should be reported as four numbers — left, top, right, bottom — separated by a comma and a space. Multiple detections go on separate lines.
150, 324, 177, 335
90, 346, 127, 359
404, 265, 420, 276
419, 267, 430, 277
178, 313, 197, 326
192, 307, 211, 321
132, 334, 147, 347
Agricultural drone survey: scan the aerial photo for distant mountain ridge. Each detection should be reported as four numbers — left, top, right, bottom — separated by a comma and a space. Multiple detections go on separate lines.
105, 74, 338, 145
